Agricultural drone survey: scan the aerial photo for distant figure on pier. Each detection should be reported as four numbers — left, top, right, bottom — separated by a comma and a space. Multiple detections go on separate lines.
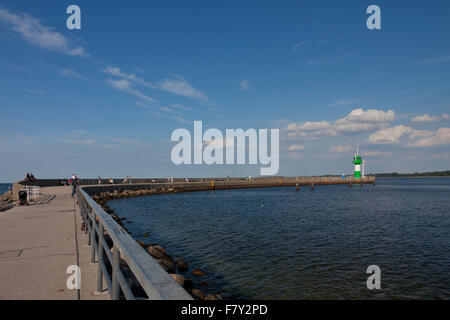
18, 189, 28, 206
109, 178, 114, 184
24, 172, 36, 183
98, 176, 102, 184
122, 175, 132, 184
71, 179, 79, 198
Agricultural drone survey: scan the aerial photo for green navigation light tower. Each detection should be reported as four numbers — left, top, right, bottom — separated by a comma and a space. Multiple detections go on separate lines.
353, 145, 363, 179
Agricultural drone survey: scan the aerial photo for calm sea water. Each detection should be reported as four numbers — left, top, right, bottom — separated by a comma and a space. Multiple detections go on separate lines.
0, 183, 12, 195
108, 178, 450, 299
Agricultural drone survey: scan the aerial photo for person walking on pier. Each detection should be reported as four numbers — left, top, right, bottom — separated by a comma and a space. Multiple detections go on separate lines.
71, 179, 79, 198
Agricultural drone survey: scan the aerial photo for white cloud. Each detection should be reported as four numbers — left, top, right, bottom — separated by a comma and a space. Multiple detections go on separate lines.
174, 116, 193, 125
292, 42, 308, 52
367, 125, 411, 144
286, 121, 332, 131
288, 144, 305, 152
160, 106, 180, 114
338, 51, 359, 59
240, 80, 251, 92
102, 66, 155, 88
409, 129, 435, 139
330, 145, 351, 153
107, 78, 157, 103
59, 69, 88, 81
335, 122, 377, 133
202, 137, 237, 150
0, 7, 88, 57
171, 104, 197, 112
362, 150, 392, 156
420, 55, 450, 64
136, 100, 151, 108
411, 114, 440, 123
336, 108, 395, 123
442, 113, 450, 120
285, 121, 336, 140
157, 75, 209, 101
102, 66, 128, 78
285, 108, 395, 140
103, 67, 210, 102
407, 127, 450, 147
367, 125, 433, 145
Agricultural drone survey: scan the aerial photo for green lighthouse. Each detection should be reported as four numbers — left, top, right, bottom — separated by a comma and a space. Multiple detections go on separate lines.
353, 145, 363, 179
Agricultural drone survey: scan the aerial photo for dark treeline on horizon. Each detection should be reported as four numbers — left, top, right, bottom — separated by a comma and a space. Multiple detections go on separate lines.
369, 170, 450, 177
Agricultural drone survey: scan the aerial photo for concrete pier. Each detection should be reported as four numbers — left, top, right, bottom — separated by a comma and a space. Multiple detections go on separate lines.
81, 176, 375, 196
0, 186, 108, 300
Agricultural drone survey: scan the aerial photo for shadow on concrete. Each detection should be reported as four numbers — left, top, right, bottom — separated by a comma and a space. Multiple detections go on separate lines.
30, 194, 56, 206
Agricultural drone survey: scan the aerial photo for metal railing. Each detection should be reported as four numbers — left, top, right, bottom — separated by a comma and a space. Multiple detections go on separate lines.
76, 187, 193, 300
24, 186, 40, 201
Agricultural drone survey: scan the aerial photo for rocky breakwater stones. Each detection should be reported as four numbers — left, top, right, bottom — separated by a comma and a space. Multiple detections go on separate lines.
147, 245, 176, 273
192, 269, 207, 276
170, 274, 185, 286
144, 245, 219, 300
92, 187, 176, 204
0, 192, 14, 212
176, 258, 189, 271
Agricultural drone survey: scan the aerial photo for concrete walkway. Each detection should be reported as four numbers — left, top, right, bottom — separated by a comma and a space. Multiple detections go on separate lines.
0, 186, 109, 300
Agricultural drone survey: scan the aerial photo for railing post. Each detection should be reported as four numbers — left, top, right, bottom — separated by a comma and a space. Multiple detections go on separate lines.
97, 223, 104, 292
90, 214, 96, 263
84, 203, 88, 234
112, 246, 120, 300
87, 210, 91, 245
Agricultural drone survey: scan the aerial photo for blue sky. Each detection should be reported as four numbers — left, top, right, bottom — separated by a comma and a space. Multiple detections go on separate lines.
1, 0, 450, 181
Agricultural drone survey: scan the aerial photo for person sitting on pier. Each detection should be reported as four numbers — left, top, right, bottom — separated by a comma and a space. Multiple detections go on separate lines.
30, 173, 36, 182
25, 172, 31, 181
